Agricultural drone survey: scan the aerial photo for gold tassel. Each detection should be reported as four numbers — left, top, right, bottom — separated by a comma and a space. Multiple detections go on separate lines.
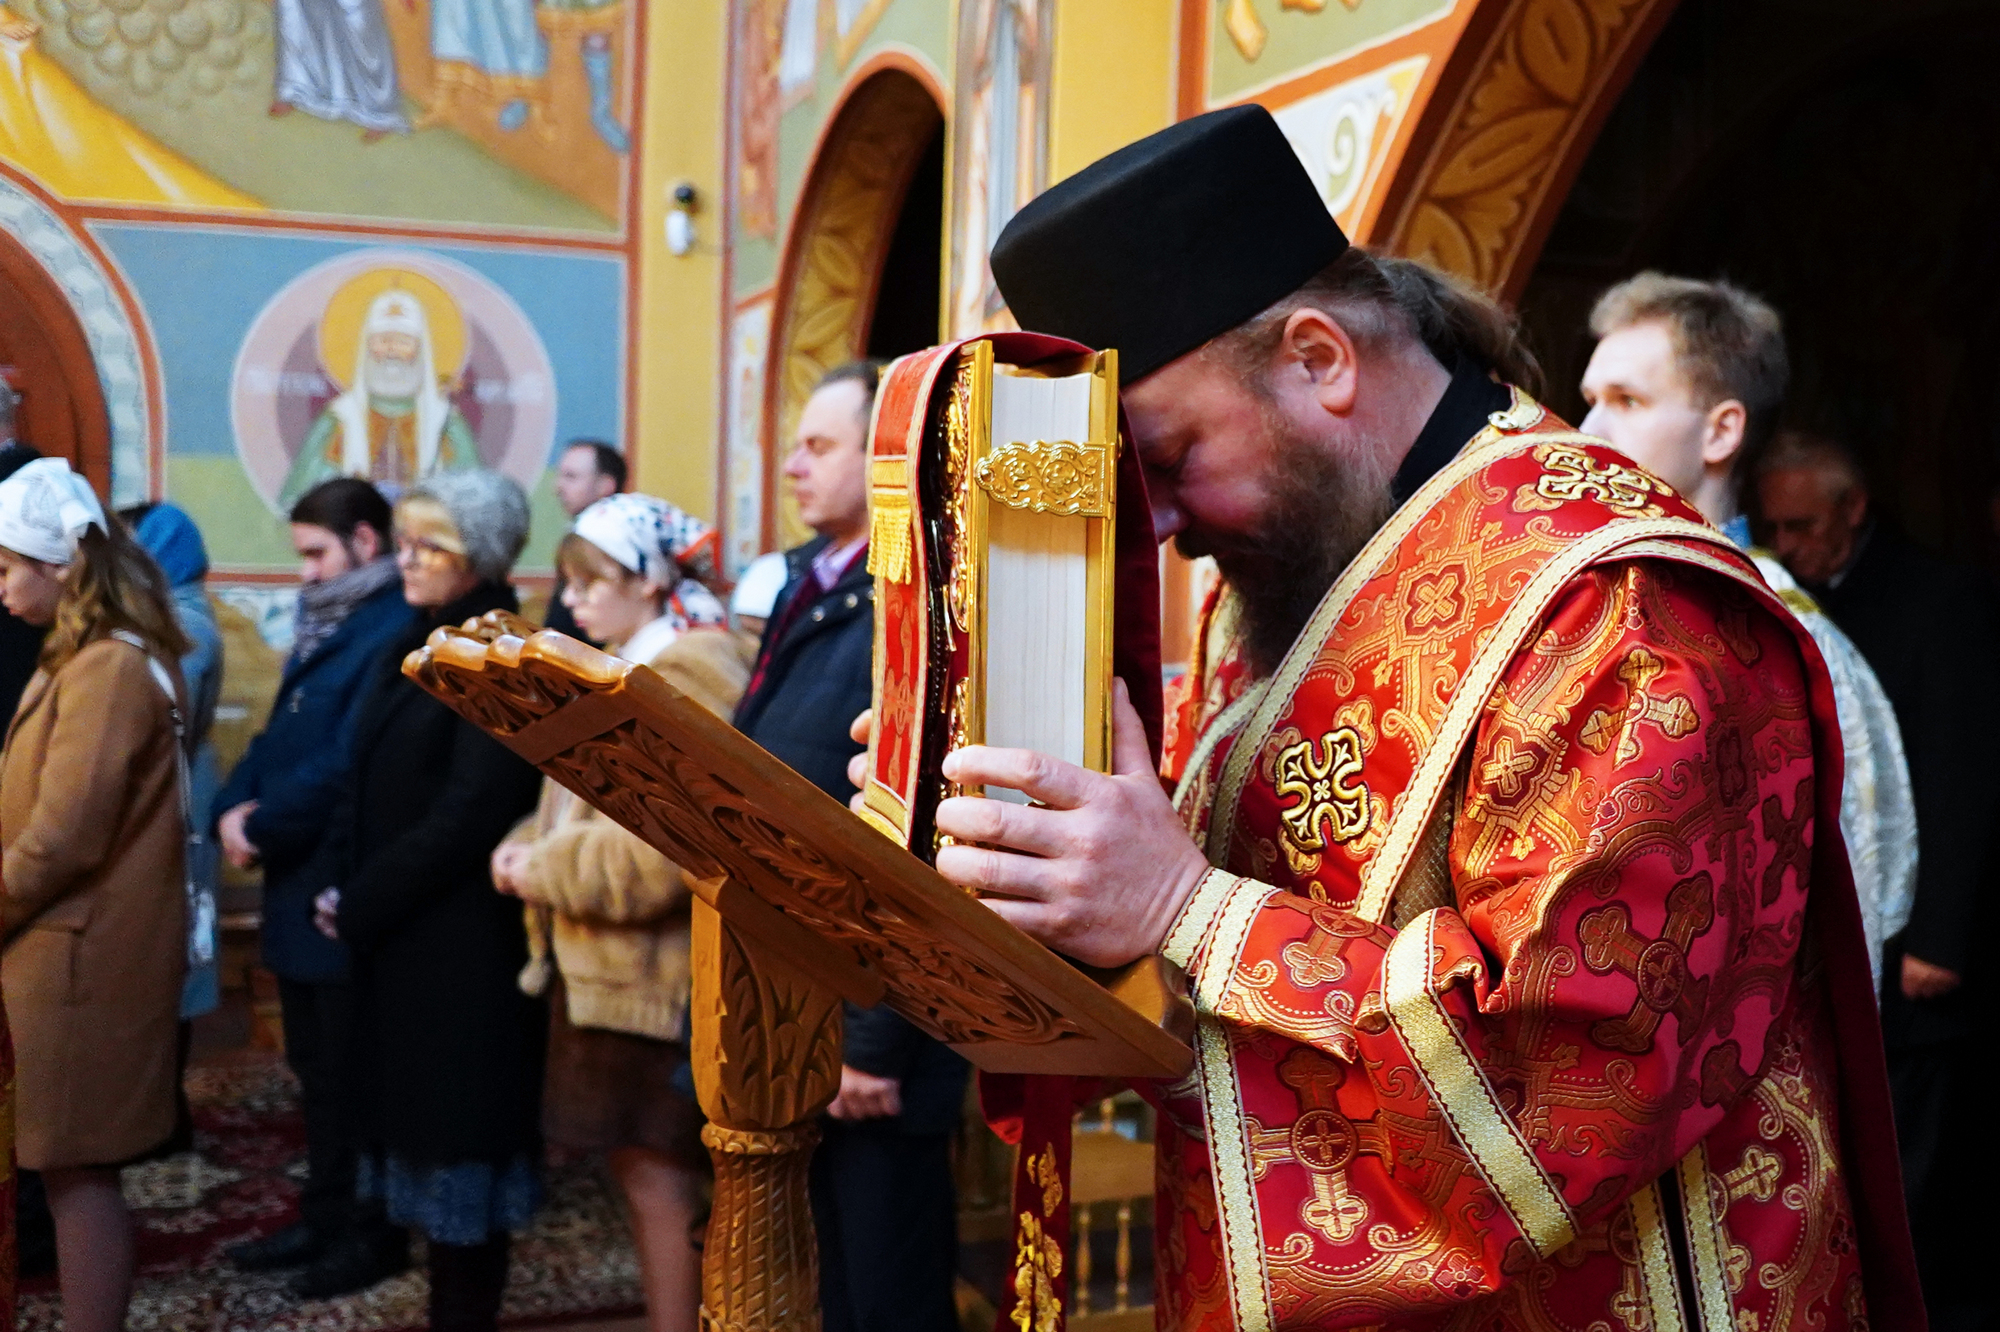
867, 490, 913, 583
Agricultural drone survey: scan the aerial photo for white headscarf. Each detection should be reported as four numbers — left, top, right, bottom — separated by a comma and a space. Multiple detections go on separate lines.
333, 288, 452, 479
730, 550, 790, 620
0, 457, 107, 566
572, 493, 726, 630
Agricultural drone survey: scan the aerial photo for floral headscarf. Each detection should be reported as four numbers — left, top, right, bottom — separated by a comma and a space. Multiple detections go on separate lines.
572, 493, 726, 629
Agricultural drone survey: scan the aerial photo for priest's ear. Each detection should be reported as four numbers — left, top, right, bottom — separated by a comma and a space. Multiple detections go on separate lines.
1274, 307, 1361, 419
1701, 397, 1749, 470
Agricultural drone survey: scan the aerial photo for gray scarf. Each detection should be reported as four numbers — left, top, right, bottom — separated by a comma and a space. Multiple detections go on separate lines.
291, 557, 399, 666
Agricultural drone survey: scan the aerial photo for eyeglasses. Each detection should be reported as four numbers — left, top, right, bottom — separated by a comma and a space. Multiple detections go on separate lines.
394, 535, 462, 568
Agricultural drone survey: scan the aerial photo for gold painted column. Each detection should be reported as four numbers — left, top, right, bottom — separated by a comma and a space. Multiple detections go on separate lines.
691, 898, 844, 1332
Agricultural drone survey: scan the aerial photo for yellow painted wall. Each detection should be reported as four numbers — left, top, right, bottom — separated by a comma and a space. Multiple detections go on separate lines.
1047, 0, 1180, 184
630, 0, 728, 521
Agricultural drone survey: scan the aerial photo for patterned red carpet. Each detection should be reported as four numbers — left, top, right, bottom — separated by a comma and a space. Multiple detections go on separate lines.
17, 1057, 643, 1332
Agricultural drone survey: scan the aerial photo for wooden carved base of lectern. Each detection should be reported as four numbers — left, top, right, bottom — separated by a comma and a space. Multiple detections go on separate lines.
691, 899, 840, 1332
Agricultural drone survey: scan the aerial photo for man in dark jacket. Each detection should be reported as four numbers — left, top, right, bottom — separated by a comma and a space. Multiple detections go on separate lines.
1757, 430, 1998, 1321
734, 362, 968, 1332
216, 479, 416, 1296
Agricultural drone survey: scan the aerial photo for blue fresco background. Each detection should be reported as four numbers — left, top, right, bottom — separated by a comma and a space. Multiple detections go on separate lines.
90, 222, 623, 570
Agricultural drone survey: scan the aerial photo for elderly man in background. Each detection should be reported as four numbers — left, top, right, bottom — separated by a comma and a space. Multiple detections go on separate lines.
217, 478, 416, 1299
733, 362, 968, 1332
1576, 272, 1916, 989
543, 438, 626, 642
1758, 429, 1997, 1325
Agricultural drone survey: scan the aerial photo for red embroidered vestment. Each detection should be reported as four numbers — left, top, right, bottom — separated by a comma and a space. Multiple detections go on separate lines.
1155, 396, 1919, 1332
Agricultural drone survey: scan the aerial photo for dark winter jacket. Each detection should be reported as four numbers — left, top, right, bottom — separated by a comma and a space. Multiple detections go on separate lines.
213, 579, 413, 983
314, 582, 546, 1163
733, 538, 968, 1136
1816, 524, 2000, 1044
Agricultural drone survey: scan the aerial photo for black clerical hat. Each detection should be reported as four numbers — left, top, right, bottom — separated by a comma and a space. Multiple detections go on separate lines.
990, 104, 1347, 385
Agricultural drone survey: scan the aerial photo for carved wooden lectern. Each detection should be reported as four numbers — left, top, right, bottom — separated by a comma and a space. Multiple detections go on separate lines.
404, 333, 1188, 1332
405, 618, 1192, 1331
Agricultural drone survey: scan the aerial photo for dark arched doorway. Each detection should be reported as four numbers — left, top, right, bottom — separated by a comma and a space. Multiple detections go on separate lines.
0, 226, 112, 495
1516, 0, 2000, 568
765, 63, 945, 548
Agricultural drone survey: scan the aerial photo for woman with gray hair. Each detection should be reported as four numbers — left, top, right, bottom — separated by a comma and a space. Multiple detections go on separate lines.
305, 470, 546, 1329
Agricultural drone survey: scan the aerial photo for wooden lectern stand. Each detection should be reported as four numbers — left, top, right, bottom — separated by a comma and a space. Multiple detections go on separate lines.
403, 613, 1192, 1332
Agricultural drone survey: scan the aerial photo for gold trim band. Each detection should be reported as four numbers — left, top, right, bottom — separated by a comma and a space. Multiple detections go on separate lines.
1190, 871, 1279, 1332
1162, 869, 1245, 973
1381, 914, 1578, 1257
1676, 1144, 1734, 1332
1195, 1015, 1274, 1332
1630, 1181, 1690, 1332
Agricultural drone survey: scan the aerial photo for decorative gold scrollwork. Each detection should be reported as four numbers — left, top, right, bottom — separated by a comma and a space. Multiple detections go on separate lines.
976, 440, 1111, 516
1521, 444, 1664, 514
944, 359, 976, 633
1274, 726, 1372, 855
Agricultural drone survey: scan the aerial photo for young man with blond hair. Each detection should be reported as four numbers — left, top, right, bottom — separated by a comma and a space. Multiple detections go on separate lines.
1578, 272, 1916, 991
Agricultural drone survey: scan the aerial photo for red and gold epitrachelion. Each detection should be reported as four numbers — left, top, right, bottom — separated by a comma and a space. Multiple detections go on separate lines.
1157, 393, 1920, 1331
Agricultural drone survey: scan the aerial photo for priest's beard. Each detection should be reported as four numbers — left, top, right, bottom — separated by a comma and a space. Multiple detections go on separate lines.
1179, 418, 1398, 678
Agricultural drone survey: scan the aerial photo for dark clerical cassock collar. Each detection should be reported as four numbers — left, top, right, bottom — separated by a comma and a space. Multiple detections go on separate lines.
1390, 355, 1512, 505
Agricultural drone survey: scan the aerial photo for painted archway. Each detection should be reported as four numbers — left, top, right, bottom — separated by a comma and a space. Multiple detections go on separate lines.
0, 167, 154, 502
1369, 0, 1682, 301
762, 60, 946, 549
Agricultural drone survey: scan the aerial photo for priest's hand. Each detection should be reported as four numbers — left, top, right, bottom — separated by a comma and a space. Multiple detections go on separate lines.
931, 681, 1211, 968
846, 709, 873, 804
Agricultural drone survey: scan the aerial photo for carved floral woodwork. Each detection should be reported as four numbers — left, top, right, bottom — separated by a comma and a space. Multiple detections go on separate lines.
402, 613, 1193, 1080
692, 901, 839, 1332
1376, 0, 1673, 298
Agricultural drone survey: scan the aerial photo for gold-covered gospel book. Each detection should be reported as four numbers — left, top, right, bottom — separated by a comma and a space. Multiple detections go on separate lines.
859, 337, 1123, 848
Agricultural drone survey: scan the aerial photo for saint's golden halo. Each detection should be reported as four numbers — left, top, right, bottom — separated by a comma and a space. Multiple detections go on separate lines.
316, 267, 469, 393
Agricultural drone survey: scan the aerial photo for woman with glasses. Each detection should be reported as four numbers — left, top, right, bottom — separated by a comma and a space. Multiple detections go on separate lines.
306, 470, 544, 1330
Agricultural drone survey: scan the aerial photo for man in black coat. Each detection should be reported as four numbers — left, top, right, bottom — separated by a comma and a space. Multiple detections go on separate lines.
734, 362, 968, 1332
1757, 429, 1997, 1322
217, 480, 415, 1295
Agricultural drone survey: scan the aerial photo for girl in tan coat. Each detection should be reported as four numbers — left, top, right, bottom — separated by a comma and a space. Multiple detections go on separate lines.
491, 495, 749, 1332
0, 458, 191, 1332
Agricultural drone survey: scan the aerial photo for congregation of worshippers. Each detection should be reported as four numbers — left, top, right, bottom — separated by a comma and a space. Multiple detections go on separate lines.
0, 116, 1983, 1332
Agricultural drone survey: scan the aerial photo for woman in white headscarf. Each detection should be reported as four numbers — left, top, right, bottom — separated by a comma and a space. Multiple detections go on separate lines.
489, 494, 739, 1332
0, 459, 192, 1332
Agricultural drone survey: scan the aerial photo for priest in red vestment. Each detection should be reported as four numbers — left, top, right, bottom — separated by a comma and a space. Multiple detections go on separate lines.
911, 105, 1920, 1332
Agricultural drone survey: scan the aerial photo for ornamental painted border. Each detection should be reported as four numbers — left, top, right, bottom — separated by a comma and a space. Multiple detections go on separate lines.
0, 175, 152, 505
1373, 0, 1680, 299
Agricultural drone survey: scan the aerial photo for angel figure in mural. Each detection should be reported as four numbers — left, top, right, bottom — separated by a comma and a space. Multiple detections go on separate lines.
272, 0, 410, 139
280, 281, 479, 508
